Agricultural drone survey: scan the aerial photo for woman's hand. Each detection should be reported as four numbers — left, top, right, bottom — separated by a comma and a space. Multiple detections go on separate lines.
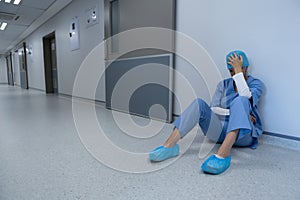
250, 115, 256, 124
227, 53, 243, 74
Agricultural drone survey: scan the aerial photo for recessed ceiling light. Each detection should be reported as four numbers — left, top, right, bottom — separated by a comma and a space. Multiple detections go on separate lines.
5, 0, 12, 3
0, 22, 8, 30
13, 0, 21, 5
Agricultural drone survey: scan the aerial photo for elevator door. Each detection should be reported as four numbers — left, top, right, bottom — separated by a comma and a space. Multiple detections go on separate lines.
6, 53, 14, 86
50, 38, 58, 93
104, 0, 176, 122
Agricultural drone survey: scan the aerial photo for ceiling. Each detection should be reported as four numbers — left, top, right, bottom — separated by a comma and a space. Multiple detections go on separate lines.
0, 0, 72, 55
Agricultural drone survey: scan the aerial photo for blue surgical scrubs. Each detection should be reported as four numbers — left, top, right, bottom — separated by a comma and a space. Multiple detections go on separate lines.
173, 75, 264, 148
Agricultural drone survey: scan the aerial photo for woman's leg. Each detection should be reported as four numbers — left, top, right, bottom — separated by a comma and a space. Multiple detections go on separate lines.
226, 96, 253, 141
201, 97, 254, 174
216, 96, 254, 156
164, 98, 222, 147
149, 98, 219, 162
163, 128, 181, 148
216, 129, 255, 158
216, 130, 239, 158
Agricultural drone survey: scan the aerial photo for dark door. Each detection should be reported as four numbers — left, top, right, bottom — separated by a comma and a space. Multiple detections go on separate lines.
43, 32, 58, 94
6, 52, 14, 86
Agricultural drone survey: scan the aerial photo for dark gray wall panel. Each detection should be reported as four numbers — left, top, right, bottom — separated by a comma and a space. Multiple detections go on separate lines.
105, 54, 173, 122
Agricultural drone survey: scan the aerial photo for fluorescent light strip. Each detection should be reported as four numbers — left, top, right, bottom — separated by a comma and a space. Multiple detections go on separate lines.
13, 0, 21, 5
0, 22, 8, 30
2, 0, 22, 5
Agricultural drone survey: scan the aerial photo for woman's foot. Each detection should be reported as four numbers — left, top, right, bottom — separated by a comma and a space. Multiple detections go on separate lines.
201, 131, 237, 174
201, 154, 231, 175
149, 144, 180, 162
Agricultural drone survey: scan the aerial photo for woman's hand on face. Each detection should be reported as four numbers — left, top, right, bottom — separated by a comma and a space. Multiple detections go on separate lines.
227, 53, 243, 74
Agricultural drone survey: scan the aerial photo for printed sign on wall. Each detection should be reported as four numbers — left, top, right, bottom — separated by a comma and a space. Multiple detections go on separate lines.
69, 16, 80, 51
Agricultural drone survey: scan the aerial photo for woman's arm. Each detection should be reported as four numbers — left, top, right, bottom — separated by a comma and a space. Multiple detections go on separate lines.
232, 72, 252, 98
210, 81, 230, 116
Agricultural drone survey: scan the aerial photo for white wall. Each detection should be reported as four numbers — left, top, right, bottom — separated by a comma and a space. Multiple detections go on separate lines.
0, 56, 8, 83
17, 0, 105, 100
175, 0, 300, 137
9, 0, 300, 137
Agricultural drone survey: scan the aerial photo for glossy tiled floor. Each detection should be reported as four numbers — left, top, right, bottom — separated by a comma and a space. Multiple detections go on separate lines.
0, 85, 299, 200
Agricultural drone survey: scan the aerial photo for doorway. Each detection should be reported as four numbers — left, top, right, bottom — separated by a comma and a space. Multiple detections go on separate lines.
19, 43, 28, 89
43, 32, 58, 94
6, 52, 14, 86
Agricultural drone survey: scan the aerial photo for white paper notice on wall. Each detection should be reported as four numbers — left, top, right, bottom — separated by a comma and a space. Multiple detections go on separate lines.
69, 16, 80, 51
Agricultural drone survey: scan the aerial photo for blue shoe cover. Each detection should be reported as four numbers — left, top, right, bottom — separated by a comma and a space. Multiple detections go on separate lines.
201, 155, 231, 175
149, 144, 179, 162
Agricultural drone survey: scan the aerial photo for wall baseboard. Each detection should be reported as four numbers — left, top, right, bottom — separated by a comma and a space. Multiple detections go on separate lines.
263, 131, 300, 141
58, 93, 106, 105
29, 87, 45, 92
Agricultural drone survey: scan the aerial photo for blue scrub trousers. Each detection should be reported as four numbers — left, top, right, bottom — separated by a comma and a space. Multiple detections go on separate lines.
173, 97, 254, 147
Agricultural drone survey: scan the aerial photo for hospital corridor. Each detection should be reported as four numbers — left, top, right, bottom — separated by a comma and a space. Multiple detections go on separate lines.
0, 0, 299, 199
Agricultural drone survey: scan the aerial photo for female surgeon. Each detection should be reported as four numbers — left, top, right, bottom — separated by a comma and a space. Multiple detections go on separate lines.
149, 50, 264, 175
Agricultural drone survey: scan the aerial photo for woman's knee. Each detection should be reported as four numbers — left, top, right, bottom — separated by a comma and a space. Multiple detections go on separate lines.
230, 96, 250, 107
196, 98, 207, 110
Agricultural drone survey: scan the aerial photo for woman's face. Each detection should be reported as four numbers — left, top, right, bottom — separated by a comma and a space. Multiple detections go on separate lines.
229, 67, 248, 77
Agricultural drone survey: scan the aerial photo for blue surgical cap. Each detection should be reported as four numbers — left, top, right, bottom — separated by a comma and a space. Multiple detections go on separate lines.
226, 50, 249, 70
